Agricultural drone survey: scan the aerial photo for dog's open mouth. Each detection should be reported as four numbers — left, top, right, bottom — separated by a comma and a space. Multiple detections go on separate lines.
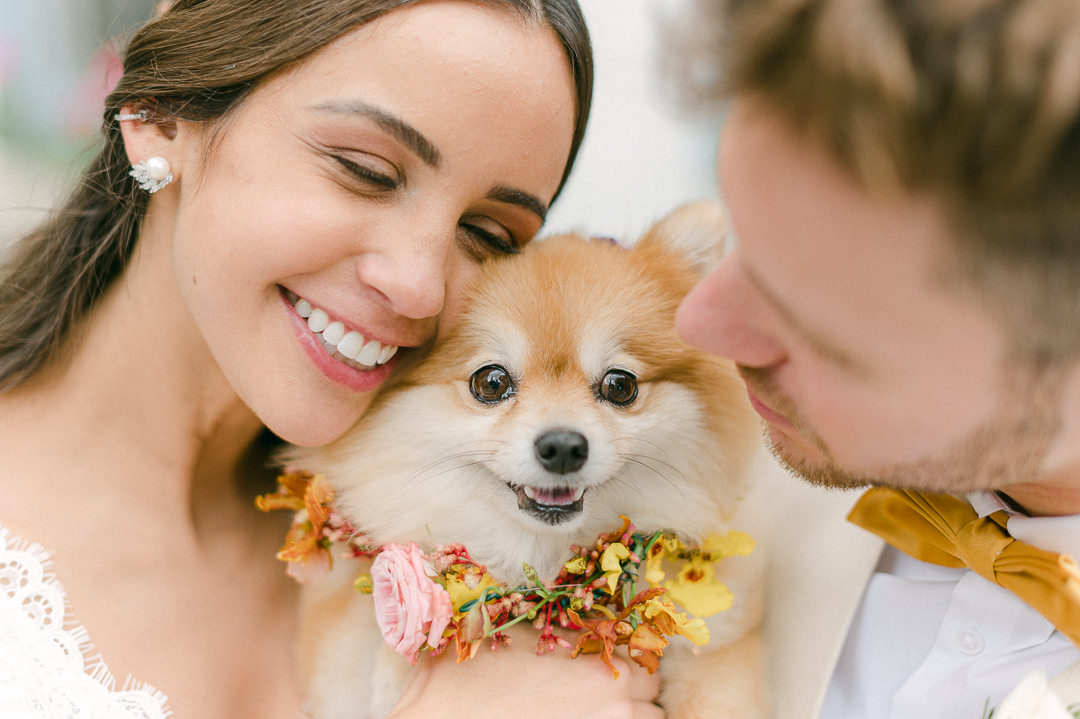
509, 483, 586, 525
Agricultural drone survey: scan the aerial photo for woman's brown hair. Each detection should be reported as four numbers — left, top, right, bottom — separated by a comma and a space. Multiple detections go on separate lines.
0, 0, 593, 390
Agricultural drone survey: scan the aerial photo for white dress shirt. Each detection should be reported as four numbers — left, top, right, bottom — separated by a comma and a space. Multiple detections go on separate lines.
821, 492, 1080, 718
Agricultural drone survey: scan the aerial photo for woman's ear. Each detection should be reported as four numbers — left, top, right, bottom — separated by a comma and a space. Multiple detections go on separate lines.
116, 104, 182, 181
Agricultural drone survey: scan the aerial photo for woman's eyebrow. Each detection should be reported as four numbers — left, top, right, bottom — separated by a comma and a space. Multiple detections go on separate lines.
309, 100, 441, 168
311, 100, 548, 223
487, 185, 548, 223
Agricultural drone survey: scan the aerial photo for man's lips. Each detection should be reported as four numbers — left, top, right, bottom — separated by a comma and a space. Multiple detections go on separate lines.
746, 390, 795, 429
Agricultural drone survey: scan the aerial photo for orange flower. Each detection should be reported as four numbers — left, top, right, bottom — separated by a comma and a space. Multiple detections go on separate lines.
303, 475, 335, 532
282, 540, 331, 583
455, 602, 490, 662
256, 471, 337, 583
254, 470, 314, 512
642, 596, 710, 645
568, 608, 633, 679
626, 623, 669, 674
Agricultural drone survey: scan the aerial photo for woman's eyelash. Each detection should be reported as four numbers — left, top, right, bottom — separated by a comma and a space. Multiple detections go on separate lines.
324, 149, 519, 257
462, 223, 519, 256
332, 155, 398, 190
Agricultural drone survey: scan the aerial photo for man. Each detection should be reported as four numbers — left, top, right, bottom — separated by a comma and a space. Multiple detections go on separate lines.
674, 1, 1080, 717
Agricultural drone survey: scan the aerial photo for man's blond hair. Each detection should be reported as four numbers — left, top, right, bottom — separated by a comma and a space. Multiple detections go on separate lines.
682, 0, 1080, 362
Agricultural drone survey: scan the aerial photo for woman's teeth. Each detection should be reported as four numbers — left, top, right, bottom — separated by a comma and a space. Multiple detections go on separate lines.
293, 296, 398, 370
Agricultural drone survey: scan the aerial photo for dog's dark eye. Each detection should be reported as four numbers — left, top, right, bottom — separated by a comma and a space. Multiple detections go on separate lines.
469, 364, 516, 404
598, 369, 638, 406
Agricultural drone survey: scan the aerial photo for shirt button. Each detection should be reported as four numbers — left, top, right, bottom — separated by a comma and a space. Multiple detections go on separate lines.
956, 627, 985, 655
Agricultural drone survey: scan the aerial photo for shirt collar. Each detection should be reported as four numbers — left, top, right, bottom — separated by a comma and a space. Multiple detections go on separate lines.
968, 490, 1080, 559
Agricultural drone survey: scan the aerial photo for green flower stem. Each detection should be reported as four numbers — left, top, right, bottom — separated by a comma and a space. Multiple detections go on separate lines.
482, 589, 574, 638
464, 530, 667, 642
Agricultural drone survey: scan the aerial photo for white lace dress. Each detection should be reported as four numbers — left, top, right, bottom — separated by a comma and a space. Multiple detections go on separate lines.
0, 524, 172, 718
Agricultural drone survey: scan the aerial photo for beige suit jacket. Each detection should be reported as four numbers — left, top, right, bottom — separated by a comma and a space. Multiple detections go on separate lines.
743, 457, 880, 718
746, 455, 1080, 717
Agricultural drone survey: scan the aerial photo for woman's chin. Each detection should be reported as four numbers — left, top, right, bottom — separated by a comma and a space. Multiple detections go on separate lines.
260, 399, 373, 449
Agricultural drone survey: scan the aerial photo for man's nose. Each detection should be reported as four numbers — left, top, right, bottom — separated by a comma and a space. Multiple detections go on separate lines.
676, 258, 788, 369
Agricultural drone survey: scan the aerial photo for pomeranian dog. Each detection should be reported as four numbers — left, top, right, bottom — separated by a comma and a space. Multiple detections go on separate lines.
282, 202, 767, 718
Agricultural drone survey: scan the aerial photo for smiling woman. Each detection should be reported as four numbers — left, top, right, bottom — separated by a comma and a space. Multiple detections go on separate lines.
0, 2, 671, 718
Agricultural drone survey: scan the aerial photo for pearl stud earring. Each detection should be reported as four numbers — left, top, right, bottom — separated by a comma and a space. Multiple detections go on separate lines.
129, 156, 173, 194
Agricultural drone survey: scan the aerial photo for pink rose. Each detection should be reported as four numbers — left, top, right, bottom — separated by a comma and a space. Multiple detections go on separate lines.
372, 542, 453, 664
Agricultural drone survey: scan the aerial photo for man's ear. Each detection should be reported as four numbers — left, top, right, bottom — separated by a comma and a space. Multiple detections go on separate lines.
634, 200, 727, 277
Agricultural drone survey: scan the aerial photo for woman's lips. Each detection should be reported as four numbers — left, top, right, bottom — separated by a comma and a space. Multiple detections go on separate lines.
281, 289, 399, 393
282, 288, 399, 368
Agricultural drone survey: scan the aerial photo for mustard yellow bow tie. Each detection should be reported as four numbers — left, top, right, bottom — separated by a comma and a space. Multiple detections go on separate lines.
848, 488, 1080, 647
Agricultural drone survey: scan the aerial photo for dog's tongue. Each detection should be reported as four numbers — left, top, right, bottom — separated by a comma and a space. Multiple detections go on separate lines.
531, 486, 577, 506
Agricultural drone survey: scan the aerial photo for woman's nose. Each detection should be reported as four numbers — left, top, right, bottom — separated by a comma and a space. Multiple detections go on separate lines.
676, 258, 788, 369
355, 217, 453, 320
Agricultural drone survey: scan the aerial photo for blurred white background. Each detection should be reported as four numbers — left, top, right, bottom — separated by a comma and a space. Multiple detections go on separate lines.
0, 0, 157, 243
0, 0, 722, 247
547, 1, 722, 239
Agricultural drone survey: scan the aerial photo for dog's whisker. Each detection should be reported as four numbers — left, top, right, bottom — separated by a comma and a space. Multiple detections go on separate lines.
403, 451, 496, 489
619, 455, 672, 483
606, 471, 649, 500
408, 460, 483, 484
620, 454, 690, 499
624, 451, 687, 482
627, 436, 666, 453
414, 450, 495, 472
405, 461, 492, 492
612, 438, 686, 474
621, 452, 686, 481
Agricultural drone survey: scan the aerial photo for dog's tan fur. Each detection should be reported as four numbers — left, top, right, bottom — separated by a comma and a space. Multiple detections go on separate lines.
285, 202, 768, 718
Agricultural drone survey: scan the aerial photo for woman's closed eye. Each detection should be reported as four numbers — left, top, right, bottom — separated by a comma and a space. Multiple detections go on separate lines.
330, 153, 401, 194
458, 216, 519, 259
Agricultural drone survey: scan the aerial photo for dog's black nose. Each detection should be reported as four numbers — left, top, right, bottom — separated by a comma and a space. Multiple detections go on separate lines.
534, 430, 588, 474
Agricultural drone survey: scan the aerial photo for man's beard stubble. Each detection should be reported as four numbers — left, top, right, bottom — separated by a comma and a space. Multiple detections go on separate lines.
737, 364, 1065, 496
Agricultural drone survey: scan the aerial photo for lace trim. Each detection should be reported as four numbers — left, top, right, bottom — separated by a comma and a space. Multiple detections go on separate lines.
0, 524, 172, 718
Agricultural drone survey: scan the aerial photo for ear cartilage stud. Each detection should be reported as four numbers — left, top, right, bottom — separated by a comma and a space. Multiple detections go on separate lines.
129, 156, 173, 194
114, 110, 149, 122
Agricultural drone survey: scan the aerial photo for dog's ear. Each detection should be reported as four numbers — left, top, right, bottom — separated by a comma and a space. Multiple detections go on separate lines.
634, 200, 727, 276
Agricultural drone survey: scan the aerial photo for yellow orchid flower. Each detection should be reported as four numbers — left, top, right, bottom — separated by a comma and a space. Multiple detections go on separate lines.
444, 568, 497, 614
600, 542, 631, 594
644, 538, 668, 585
564, 556, 588, 575
701, 530, 755, 560
664, 557, 734, 617
642, 597, 710, 646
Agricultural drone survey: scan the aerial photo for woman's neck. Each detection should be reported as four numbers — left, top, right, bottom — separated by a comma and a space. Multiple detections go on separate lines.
0, 237, 270, 545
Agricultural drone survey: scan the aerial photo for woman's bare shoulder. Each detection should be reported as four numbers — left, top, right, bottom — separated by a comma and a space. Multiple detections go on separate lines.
0, 521, 174, 718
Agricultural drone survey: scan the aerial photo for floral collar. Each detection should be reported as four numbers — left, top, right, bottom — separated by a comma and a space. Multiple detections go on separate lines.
257, 471, 754, 676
